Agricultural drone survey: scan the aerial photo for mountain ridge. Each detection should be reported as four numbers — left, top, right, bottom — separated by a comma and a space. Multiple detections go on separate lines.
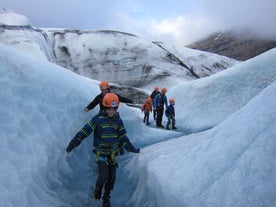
0, 24, 239, 90
187, 29, 276, 61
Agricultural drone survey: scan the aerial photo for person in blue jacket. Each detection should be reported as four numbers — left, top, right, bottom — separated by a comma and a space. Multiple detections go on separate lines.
165, 98, 177, 130
154, 87, 168, 128
66, 93, 140, 207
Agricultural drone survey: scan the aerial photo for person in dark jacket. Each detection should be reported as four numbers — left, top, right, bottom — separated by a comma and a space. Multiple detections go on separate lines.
84, 80, 133, 112
165, 98, 177, 130
66, 93, 140, 207
150, 86, 160, 120
153, 87, 168, 128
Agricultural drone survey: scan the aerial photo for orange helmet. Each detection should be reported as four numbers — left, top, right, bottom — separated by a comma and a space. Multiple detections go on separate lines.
154, 86, 159, 91
99, 81, 110, 90
169, 98, 175, 104
146, 97, 152, 103
161, 87, 167, 93
102, 93, 119, 108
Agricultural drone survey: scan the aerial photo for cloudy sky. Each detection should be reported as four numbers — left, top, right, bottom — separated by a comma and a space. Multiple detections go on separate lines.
2, 0, 276, 45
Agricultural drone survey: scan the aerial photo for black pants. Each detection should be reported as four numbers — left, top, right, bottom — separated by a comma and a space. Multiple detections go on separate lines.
143, 112, 150, 124
166, 115, 176, 129
156, 106, 164, 127
153, 109, 157, 120
96, 160, 117, 190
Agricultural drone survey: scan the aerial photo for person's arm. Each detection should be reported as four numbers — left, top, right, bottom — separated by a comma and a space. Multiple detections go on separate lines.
142, 102, 148, 111
66, 119, 96, 153
165, 106, 169, 117
173, 106, 175, 117
116, 93, 133, 104
154, 94, 160, 108
150, 103, 153, 112
150, 91, 155, 99
164, 96, 168, 108
84, 94, 101, 111
122, 136, 140, 153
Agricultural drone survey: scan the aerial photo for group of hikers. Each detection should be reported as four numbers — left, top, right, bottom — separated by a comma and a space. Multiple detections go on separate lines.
66, 81, 176, 207
142, 86, 177, 130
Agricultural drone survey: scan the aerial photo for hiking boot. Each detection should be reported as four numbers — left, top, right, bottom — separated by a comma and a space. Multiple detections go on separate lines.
94, 184, 102, 200
166, 127, 170, 130
172, 126, 177, 129
160, 125, 164, 128
102, 184, 111, 206
102, 195, 110, 207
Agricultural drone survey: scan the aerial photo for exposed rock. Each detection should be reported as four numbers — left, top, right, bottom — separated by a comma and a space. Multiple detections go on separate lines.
187, 29, 276, 61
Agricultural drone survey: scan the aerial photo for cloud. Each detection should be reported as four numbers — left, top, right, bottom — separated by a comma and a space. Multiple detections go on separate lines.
108, 0, 276, 45
2, 0, 276, 45
146, 16, 216, 45
110, 13, 218, 45
200, 0, 276, 38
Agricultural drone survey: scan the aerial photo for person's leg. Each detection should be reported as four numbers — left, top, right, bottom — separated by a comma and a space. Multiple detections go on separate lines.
94, 160, 109, 199
172, 117, 177, 129
143, 113, 146, 123
102, 162, 117, 206
145, 112, 150, 125
105, 162, 117, 191
166, 117, 171, 129
156, 107, 161, 127
159, 107, 164, 127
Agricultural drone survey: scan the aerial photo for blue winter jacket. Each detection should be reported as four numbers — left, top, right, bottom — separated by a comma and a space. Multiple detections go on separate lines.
165, 104, 175, 117
67, 111, 139, 157
154, 93, 168, 108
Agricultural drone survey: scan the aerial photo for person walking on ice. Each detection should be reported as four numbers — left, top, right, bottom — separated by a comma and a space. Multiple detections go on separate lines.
84, 80, 133, 113
165, 98, 177, 130
141, 97, 153, 125
66, 93, 140, 207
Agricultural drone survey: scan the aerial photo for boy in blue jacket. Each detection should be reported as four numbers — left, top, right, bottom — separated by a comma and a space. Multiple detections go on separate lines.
66, 93, 140, 207
165, 98, 177, 130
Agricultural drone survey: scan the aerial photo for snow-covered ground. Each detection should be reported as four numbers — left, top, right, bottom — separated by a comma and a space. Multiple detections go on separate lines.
0, 42, 275, 207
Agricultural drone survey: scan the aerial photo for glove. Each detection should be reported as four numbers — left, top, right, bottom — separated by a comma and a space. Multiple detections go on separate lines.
133, 148, 140, 153
119, 147, 125, 155
66, 143, 74, 153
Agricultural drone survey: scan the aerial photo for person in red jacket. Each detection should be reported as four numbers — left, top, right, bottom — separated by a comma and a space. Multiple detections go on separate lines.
141, 97, 153, 125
